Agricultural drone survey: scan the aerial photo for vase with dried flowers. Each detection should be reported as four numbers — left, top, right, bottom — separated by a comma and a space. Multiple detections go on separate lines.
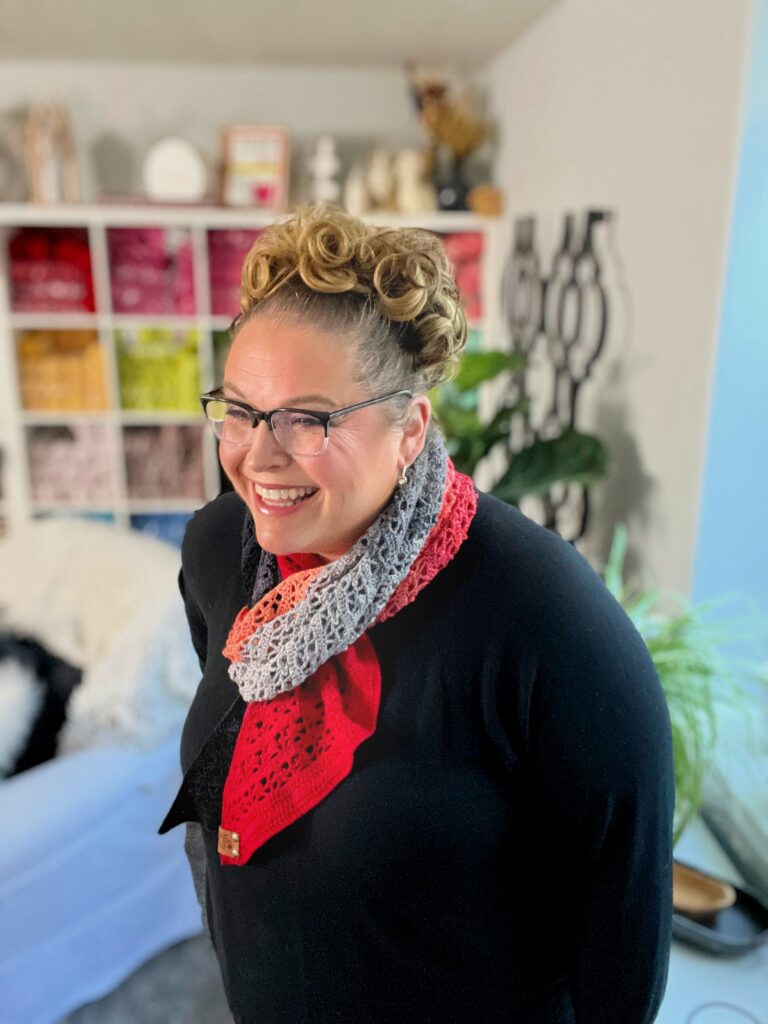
405, 64, 490, 212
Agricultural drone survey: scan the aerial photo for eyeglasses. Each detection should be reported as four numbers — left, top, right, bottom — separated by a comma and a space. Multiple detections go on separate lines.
200, 387, 413, 456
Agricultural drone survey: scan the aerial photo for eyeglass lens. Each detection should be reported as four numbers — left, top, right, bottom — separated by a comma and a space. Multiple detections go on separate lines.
205, 399, 326, 455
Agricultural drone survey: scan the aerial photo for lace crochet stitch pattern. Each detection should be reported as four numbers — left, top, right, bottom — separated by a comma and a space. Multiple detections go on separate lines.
379, 461, 475, 622
224, 567, 321, 647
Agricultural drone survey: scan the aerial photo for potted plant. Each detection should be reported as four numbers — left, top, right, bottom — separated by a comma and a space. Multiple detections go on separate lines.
600, 523, 767, 847
428, 348, 609, 505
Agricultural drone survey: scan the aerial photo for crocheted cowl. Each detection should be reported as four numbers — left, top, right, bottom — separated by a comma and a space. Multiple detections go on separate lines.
217, 430, 478, 865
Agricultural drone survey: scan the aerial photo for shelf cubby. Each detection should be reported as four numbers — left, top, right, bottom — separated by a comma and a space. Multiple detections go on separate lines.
107, 226, 196, 316
122, 424, 206, 501
25, 422, 115, 503
115, 326, 201, 412
16, 328, 109, 412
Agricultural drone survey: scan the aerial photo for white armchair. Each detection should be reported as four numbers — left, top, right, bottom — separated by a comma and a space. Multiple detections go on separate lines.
0, 518, 205, 1024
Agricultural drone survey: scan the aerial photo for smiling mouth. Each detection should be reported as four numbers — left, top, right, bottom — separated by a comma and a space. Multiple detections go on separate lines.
251, 483, 320, 508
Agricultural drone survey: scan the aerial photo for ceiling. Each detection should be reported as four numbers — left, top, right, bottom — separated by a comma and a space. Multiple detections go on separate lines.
0, 0, 558, 69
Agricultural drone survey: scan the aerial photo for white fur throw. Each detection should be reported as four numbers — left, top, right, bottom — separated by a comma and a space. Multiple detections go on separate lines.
0, 518, 200, 753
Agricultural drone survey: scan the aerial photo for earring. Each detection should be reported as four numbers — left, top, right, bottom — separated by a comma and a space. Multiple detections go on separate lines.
398, 466, 408, 486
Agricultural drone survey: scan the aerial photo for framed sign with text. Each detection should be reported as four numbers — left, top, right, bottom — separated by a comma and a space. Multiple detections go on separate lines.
220, 124, 290, 209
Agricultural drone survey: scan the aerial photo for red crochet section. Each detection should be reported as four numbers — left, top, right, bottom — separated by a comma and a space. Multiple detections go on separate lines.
218, 463, 478, 865
219, 634, 380, 865
380, 463, 477, 622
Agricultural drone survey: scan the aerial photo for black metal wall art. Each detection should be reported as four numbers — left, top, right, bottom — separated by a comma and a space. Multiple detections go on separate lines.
501, 209, 613, 541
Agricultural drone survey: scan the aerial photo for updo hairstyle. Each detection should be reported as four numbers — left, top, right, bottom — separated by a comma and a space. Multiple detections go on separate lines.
231, 205, 469, 439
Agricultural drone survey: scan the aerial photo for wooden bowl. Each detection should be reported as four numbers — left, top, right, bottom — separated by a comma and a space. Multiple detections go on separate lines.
673, 860, 737, 918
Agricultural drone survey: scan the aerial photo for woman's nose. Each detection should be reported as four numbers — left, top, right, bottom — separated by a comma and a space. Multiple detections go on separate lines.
245, 418, 291, 468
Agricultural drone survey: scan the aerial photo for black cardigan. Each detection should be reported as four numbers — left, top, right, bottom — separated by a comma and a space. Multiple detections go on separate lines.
158, 488, 675, 1024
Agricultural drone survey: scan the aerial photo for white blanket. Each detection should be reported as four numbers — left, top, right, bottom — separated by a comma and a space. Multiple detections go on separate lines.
0, 517, 200, 752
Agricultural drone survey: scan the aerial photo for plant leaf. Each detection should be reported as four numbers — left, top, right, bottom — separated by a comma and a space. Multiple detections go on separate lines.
490, 430, 609, 503
452, 350, 527, 392
603, 523, 628, 602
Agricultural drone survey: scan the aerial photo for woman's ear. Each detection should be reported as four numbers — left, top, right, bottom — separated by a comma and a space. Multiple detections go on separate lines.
399, 394, 431, 466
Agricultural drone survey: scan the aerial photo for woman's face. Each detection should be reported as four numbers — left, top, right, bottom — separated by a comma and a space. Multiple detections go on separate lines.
220, 316, 430, 562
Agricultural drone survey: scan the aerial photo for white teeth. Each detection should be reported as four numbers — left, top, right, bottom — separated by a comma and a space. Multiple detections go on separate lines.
253, 483, 318, 504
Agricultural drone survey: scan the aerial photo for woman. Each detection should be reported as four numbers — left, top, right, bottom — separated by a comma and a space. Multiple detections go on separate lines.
158, 205, 675, 1024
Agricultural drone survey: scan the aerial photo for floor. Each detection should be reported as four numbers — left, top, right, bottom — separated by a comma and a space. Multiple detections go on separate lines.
61, 932, 234, 1024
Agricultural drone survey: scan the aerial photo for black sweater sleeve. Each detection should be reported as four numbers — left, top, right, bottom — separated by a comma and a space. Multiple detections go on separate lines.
176, 551, 212, 938
523, 541, 675, 1023
177, 564, 208, 674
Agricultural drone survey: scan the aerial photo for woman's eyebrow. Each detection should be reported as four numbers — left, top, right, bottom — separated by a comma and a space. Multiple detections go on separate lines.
222, 381, 336, 407
287, 396, 337, 408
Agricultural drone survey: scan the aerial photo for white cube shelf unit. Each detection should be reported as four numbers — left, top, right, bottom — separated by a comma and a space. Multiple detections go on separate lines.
0, 203, 501, 544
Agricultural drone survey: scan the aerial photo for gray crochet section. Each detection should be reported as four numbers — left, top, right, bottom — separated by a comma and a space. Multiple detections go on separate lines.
229, 430, 448, 702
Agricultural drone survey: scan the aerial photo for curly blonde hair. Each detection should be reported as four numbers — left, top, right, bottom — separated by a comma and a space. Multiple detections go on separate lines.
231, 205, 468, 435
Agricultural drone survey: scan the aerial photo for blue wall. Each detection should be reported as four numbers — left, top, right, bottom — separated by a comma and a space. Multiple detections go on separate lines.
692, 0, 768, 666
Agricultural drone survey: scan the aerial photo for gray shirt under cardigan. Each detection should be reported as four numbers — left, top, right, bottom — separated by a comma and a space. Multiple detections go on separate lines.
158, 488, 675, 1024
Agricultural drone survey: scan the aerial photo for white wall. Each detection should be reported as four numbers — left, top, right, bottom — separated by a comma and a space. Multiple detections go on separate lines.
0, 59, 421, 200
485, 0, 751, 593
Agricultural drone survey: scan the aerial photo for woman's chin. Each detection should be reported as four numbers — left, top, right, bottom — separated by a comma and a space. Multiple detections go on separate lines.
252, 517, 313, 553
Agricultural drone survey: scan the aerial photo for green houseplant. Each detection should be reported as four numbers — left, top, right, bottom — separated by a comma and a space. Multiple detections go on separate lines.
600, 523, 767, 845
428, 349, 609, 503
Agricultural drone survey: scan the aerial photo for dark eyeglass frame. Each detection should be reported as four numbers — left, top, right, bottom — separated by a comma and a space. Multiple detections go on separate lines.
200, 387, 414, 455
